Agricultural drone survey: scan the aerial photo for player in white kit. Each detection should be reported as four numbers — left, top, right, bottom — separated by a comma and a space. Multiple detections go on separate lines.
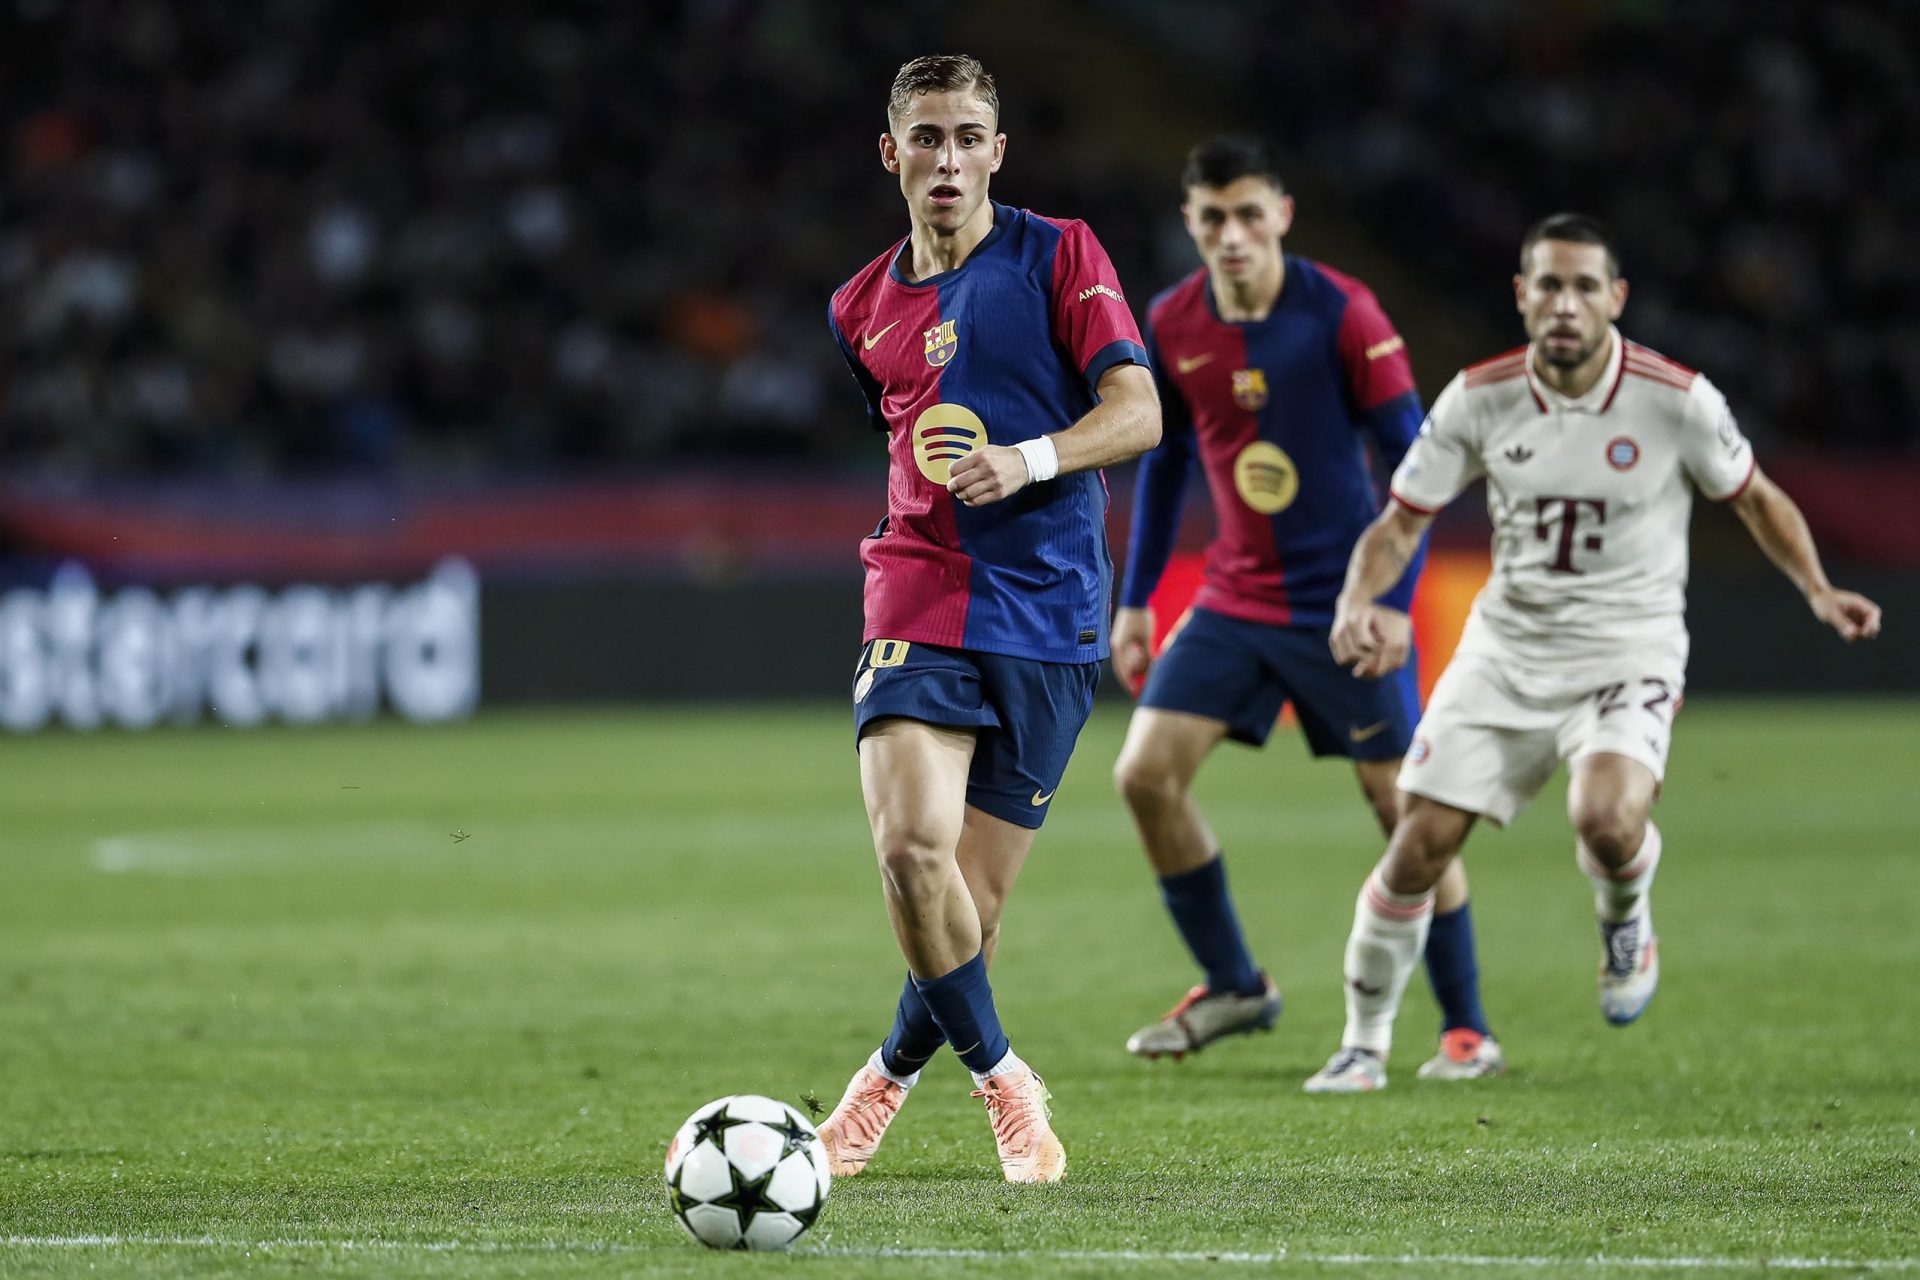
1303, 213, 1883, 1091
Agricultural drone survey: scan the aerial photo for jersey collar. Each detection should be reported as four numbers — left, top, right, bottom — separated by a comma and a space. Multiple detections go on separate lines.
1525, 325, 1626, 414
887, 202, 1013, 289
1202, 254, 1292, 326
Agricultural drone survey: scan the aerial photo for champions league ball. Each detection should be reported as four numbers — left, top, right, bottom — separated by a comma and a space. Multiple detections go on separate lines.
664, 1095, 830, 1250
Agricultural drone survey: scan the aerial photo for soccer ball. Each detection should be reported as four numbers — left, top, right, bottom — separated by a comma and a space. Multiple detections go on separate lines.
664, 1095, 830, 1250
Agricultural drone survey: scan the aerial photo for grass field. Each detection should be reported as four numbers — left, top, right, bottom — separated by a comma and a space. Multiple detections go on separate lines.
1, 700, 1915, 1278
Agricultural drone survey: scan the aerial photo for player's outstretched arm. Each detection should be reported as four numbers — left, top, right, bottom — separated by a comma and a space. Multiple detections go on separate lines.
1331, 502, 1434, 679
1728, 467, 1883, 643
947, 363, 1161, 507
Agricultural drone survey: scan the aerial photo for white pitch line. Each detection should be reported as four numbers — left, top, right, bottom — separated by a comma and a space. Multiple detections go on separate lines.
829, 1248, 1920, 1271
2, 1237, 1916, 1270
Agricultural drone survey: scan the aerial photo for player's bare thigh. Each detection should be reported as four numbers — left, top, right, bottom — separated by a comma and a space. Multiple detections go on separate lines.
1566, 751, 1660, 869
858, 717, 976, 879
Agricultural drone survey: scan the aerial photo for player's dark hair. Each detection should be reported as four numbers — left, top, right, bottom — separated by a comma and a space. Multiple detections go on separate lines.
1520, 212, 1622, 279
888, 54, 998, 127
1182, 136, 1285, 196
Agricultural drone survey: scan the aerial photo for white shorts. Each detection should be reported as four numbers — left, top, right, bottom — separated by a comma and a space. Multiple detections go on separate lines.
1398, 648, 1685, 827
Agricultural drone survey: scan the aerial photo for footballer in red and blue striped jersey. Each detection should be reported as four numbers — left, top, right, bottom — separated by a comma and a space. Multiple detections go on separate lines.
814, 57, 1162, 1191
830, 200, 1147, 665
1121, 252, 1426, 752
1126, 256, 1424, 633
1114, 138, 1498, 1082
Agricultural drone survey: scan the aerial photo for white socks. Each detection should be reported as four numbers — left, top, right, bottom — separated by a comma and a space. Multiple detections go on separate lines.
970, 1048, 1025, 1088
1578, 822, 1662, 923
1341, 871, 1436, 1056
875, 1046, 1026, 1089
868, 1047, 921, 1090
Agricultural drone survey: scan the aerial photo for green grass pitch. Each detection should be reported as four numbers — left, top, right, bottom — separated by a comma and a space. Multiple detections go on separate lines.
1, 699, 1915, 1278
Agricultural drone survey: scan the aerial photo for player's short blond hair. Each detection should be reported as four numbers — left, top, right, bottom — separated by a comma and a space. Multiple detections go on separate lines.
888, 54, 998, 128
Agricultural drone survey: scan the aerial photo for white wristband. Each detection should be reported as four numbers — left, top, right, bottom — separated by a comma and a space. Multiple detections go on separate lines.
1012, 436, 1060, 484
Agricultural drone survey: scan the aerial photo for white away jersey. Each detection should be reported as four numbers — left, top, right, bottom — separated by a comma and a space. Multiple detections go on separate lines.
1390, 328, 1755, 666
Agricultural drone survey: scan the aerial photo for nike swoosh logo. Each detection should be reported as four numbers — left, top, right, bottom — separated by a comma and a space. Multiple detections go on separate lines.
952, 1041, 981, 1057
1175, 353, 1216, 374
862, 320, 902, 350
1350, 720, 1391, 742
1030, 789, 1056, 805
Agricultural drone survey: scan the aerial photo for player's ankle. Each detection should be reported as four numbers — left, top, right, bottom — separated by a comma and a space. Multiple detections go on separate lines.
868, 1047, 920, 1089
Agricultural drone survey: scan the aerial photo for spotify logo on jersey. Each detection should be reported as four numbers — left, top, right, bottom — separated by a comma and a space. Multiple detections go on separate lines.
912, 403, 986, 485
1233, 441, 1300, 514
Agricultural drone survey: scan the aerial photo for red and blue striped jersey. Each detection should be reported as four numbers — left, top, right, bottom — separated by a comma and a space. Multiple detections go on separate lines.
829, 203, 1148, 663
1120, 258, 1426, 627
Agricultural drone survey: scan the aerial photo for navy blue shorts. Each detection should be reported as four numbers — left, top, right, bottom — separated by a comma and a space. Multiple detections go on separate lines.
1138, 606, 1419, 759
852, 639, 1100, 830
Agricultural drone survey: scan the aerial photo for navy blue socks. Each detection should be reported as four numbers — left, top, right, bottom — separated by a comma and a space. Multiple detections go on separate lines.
1424, 902, 1491, 1035
1159, 854, 1265, 996
911, 950, 1010, 1075
879, 973, 945, 1078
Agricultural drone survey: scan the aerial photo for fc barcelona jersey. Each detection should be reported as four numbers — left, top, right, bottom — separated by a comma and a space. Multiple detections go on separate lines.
829, 203, 1148, 662
1121, 258, 1426, 627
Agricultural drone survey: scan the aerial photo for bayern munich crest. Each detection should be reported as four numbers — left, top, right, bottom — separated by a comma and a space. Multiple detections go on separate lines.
1606, 436, 1641, 470
924, 319, 958, 367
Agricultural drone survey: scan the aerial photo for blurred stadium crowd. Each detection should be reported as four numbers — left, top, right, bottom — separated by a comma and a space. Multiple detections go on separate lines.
1, 0, 1913, 482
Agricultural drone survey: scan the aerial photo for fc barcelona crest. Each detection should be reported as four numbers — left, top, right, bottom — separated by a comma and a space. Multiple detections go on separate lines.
1231, 368, 1268, 411
924, 319, 959, 367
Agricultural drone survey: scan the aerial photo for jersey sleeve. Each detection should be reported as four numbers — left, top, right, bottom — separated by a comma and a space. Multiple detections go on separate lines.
1678, 374, 1756, 501
1047, 220, 1148, 396
1388, 373, 1481, 514
1118, 316, 1195, 608
1335, 285, 1419, 416
827, 298, 889, 435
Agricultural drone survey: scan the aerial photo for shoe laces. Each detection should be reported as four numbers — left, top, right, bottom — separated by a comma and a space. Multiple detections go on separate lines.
1163, 984, 1211, 1019
970, 1073, 1049, 1150
840, 1075, 900, 1138
851, 1074, 898, 1110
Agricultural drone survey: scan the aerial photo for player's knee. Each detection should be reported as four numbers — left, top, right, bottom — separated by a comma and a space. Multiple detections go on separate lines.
1113, 749, 1182, 814
872, 822, 954, 892
1382, 804, 1464, 886
1571, 800, 1647, 866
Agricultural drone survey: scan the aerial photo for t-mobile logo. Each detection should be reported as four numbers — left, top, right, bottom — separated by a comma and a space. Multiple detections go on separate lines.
1534, 497, 1607, 573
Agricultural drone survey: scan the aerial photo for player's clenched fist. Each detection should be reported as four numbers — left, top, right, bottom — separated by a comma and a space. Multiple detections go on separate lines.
947, 445, 1032, 506
1809, 586, 1882, 644
1110, 606, 1154, 693
1330, 595, 1412, 680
